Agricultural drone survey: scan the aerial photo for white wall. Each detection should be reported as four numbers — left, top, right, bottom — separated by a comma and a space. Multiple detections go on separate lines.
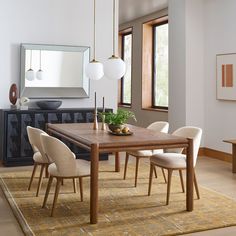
185, 0, 205, 133
168, 0, 187, 132
168, 0, 205, 139
169, 0, 236, 152
0, 0, 118, 110
204, 0, 236, 152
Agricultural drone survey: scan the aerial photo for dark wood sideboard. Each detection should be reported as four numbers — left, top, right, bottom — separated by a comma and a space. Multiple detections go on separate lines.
0, 108, 112, 166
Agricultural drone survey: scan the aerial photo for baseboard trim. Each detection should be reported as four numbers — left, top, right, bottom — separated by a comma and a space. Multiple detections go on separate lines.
199, 147, 232, 163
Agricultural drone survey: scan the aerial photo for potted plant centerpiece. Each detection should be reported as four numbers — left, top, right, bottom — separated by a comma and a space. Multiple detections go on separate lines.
101, 109, 136, 135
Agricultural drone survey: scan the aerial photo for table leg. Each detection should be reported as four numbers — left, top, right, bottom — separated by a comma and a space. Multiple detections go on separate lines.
186, 138, 194, 211
115, 152, 120, 172
232, 144, 236, 173
90, 143, 99, 224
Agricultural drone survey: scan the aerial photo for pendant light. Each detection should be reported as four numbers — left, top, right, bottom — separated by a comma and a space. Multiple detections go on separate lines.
86, 0, 104, 80
104, 0, 126, 80
25, 50, 35, 81
36, 50, 44, 80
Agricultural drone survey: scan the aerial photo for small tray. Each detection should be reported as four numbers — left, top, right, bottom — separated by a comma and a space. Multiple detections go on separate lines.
108, 130, 133, 136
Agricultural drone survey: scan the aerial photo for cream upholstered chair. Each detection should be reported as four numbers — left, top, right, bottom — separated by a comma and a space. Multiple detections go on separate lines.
123, 121, 169, 187
40, 134, 90, 217
148, 126, 202, 205
27, 126, 50, 197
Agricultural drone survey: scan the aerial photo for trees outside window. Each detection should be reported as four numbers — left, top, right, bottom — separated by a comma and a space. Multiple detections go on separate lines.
153, 21, 168, 109
120, 32, 132, 105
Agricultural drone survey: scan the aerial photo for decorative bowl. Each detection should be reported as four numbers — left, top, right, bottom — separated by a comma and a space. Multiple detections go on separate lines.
108, 130, 133, 136
36, 100, 62, 110
108, 124, 123, 133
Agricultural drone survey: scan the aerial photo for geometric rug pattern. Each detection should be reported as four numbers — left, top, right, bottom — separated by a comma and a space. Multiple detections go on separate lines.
1, 161, 236, 236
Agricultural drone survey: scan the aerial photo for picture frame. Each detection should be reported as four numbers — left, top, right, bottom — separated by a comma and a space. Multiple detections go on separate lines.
216, 53, 236, 100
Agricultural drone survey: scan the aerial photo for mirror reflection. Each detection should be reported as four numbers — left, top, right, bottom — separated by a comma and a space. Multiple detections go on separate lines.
21, 44, 90, 98
25, 50, 84, 88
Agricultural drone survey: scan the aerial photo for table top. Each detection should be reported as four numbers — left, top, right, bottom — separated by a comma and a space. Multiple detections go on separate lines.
47, 123, 188, 152
223, 139, 236, 144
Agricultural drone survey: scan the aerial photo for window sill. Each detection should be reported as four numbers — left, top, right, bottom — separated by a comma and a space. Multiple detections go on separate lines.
118, 104, 132, 108
141, 107, 168, 113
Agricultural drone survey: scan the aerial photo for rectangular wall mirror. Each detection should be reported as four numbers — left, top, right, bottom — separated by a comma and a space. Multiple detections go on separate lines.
20, 44, 90, 98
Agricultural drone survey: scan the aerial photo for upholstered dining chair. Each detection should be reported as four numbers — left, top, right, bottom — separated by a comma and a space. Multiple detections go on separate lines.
148, 126, 202, 205
40, 134, 90, 217
123, 121, 169, 187
27, 126, 50, 197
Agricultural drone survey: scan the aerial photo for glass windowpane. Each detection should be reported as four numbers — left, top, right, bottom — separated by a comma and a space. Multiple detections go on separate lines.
122, 33, 132, 104
154, 23, 168, 108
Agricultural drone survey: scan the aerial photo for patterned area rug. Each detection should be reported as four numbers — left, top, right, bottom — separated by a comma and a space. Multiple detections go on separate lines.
1, 161, 236, 236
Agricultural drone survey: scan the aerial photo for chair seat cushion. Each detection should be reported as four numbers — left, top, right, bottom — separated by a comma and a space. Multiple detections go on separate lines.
128, 149, 164, 157
153, 149, 164, 155
128, 150, 153, 157
48, 159, 90, 177
33, 152, 48, 164
150, 153, 186, 169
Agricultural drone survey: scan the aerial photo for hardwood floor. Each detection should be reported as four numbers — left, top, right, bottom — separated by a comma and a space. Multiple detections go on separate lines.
0, 155, 236, 235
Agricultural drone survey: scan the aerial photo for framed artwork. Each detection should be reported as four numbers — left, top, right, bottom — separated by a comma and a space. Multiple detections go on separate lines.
216, 53, 236, 100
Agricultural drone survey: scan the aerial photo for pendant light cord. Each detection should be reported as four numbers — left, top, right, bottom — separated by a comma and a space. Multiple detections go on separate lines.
39, 50, 41, 70
112, 0, 116, 56
93, 0, 96, 60
30, 50, 32, 69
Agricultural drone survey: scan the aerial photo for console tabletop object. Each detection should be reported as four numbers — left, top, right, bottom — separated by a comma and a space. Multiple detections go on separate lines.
223, 139, 236, 173
47, 123, 194, 224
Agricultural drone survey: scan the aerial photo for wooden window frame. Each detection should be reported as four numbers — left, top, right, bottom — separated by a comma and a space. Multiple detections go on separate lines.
119, 28, 133, 107
141, 15, 168, 112
152, 20, 168, 110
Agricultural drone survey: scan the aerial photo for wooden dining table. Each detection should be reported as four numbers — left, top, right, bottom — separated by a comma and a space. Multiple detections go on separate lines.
46, 123, 194, 224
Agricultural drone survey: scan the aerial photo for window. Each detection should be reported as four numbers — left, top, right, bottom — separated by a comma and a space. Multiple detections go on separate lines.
120, 31, 132, 106
142, 16, 168, 111
152, 21, 168, 109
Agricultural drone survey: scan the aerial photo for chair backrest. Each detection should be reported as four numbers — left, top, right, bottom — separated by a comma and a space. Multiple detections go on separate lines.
40, 134, 77, 177
147, 121, 169, 133
27, 126, 49, 163
167, 126, 202, 166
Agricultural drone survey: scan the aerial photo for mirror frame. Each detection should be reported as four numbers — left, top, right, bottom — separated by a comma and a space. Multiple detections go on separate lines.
20, 43, 90, 98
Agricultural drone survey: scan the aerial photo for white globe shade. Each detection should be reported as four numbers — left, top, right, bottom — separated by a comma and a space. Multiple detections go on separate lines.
104, 57, 126, 80
86, 61, 104, 80
36, 69, 44, 80
25, 69, 35, 81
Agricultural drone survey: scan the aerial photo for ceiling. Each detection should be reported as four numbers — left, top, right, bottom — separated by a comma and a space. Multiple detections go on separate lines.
119, 0, 168, 25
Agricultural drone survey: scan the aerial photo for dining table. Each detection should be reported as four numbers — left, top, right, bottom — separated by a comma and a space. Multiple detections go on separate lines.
46, 123, 194, 224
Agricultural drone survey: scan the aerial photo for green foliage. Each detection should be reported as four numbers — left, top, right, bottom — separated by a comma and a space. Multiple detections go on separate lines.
100, 109, 136, 125
154, 23, 168, 107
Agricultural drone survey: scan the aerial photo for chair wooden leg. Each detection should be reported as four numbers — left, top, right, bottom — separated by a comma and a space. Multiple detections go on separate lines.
79, 177, 83, 202
45, 164, 49, 178
162, 168, 167, 183
73, 178, 77, 193
51, 177, 62, 217
123, 153, 129, 180
36, 164, 45, 197
42, 175, 53, 208
179, 170, 185, 193
148, 164, 154, 196
61, 179, 64, 185
166, 169, 173, 205
134, 157, 140, 187
194, 171, 200, 199
154, 166, 158, 178
28, 163, 38, 191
